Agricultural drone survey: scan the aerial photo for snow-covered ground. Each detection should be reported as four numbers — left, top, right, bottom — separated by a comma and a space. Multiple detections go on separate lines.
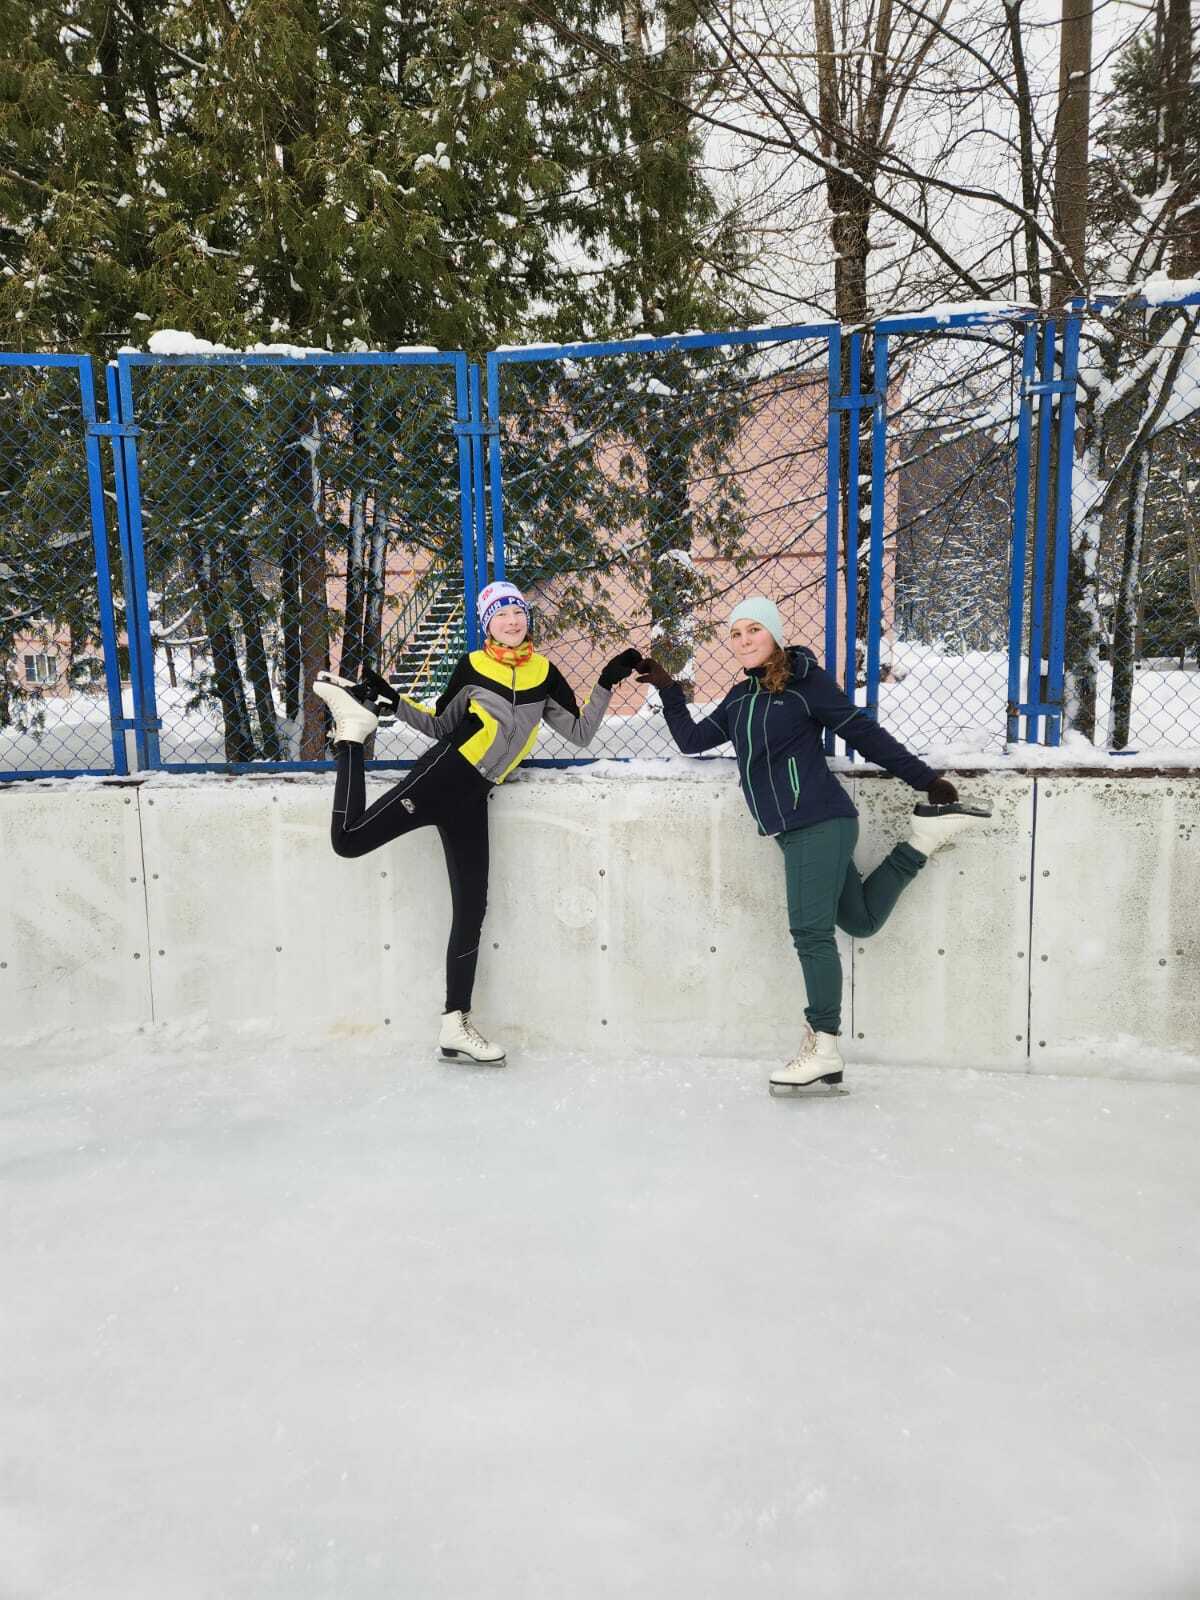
3, 1041, 1198, 1598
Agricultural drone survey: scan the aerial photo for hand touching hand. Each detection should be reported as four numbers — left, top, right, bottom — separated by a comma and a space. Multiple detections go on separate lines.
635, 657, 675, 691
598, 648, 644, 689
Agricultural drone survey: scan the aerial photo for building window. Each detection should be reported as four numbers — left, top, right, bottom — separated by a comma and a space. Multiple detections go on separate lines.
23, 653, 58, 685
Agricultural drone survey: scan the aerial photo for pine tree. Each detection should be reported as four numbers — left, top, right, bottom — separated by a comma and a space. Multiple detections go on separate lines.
0, 0, 750, 753
497, 1, 756, 684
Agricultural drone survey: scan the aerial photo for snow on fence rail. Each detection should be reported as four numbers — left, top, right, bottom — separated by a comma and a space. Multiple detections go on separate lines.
3, 299, 1200, 782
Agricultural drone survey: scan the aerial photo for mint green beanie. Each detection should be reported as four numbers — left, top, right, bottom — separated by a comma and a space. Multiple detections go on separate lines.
728, 596, 785, 648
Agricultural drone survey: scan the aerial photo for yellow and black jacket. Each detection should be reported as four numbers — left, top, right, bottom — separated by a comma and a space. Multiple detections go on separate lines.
386, 650, 611, 784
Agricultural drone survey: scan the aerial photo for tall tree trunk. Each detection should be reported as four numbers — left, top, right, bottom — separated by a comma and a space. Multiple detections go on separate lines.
814, 0, 883, 686
96, 2, 132, 159
364, 499, 388, 671
1049, 0, 1092, 311
191, 541, 255, 763
1108, 445, 1151, 748
294, 409, 330, 760
229, 540, 283, 761
644, 398, 699, 679
1005, 1, 1043, 306
624, 2, 702, 689
1165, 0, 1198, 277
281, 532, 302, 723
1054, 0, 1098, 736
340, 489, 368, 680
1063, 446, 1103, 740
0, 628, 12, 728
1187, 523, 1200, 633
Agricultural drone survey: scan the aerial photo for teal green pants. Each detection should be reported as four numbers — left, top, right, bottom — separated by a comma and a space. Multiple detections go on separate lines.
776, 818, 926, 1036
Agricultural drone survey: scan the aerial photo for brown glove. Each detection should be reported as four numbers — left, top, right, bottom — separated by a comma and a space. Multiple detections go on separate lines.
926, 776, 959, 805
636, 657, 676, 690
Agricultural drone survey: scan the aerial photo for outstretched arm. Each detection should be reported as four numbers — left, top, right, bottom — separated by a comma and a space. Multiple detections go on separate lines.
377, 655, 475, 741
540, 663, 613, 748
640, 658, 732, 755
539, 649, 643, 748
795, 659, 940, 790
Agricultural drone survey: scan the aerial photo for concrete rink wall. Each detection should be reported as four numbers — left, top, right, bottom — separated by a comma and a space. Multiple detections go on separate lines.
1, 770, 1197, 1082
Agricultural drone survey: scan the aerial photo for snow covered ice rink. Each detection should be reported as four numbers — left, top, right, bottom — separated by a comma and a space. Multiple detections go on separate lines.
4, 1041, 1199, 1599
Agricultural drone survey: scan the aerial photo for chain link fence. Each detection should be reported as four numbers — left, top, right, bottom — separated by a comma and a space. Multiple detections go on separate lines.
0, 355, 124, 777
886, 321, 1027, 755
112, 352, 474, 770
1069, 299, 1200, 752
487, 331, 836, 760
3, 303, 1199, 781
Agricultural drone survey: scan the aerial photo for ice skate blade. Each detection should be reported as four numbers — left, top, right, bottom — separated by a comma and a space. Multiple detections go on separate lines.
769, 1081, 850, 1098
912, 801, 993, 819
438, 1047, 507, 1068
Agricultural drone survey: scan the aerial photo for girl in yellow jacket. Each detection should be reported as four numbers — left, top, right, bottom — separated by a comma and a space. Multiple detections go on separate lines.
314, 581, 640, 1066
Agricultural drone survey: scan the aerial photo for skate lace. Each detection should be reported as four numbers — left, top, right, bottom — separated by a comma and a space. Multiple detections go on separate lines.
784, 1029, 818, 1070
461, 1015, 489, 1048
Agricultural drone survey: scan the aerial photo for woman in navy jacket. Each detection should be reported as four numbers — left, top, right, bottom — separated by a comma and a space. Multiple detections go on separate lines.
638, 596, 988, 1095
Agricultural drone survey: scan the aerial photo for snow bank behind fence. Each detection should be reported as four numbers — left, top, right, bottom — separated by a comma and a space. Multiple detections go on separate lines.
1, 770, 1197, 1082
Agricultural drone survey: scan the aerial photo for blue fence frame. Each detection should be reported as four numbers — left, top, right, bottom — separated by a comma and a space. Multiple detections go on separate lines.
485, 305, 1033, 762
110, 348, 480, 775
5, 296, 1197, 780
0, 352, 128, 780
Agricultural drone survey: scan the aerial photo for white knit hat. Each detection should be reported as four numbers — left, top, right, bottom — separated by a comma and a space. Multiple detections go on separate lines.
728, 596, 785, 648
477, 579, 530, 635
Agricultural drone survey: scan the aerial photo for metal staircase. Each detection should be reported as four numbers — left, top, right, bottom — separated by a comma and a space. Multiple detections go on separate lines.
376, 578, 465, 709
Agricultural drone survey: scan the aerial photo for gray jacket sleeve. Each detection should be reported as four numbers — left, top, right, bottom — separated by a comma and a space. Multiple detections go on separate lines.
541, 662, 612, 748
388, 686, 472, 741
384, 655, 474, 741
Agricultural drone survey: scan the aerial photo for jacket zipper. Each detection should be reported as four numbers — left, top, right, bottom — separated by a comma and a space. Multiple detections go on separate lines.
788, 755, 800, 805
741, 676, 766, 833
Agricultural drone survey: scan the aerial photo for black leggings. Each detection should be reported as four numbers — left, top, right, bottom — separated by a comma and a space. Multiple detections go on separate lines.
331, 741, 491, 1014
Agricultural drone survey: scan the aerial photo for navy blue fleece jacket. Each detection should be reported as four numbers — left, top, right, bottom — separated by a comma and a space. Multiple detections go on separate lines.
658, 646, 940, 837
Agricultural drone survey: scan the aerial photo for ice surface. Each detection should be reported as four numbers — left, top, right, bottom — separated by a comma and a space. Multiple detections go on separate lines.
3, 1044, 1198, 1599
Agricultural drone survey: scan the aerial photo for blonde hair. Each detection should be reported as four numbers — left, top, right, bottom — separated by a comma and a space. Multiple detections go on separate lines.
762, 643, 792, 693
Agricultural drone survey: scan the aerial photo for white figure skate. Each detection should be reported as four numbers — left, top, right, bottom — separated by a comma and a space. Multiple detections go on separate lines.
438, 1010, 507, 1067
769, 1029, 848, 1097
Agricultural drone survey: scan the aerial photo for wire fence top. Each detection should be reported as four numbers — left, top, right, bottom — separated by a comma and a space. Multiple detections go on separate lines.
0, 352, 93, 369
114, 348, 469, 372
487, 305, 1041, 368
4, 299, 1200, 780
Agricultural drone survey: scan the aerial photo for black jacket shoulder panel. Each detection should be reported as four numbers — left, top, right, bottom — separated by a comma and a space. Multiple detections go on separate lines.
434, 654, 472, 715
543, 661, 580, 718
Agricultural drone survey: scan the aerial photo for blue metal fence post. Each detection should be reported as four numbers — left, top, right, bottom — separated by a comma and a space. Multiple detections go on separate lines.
864, 331, 890, 722
468, 363, 489, 623
78, 358, 129, 776
1024, 320, 1057, 744
112, 358, 162, 769
843, 331, 864, 719
453, 356, 480, 650
104, 360, 147, 771
823, 330, 842, 755
1043, 312, 1083, 746
485, 354, 507, 580
1006, 324, 1038, 746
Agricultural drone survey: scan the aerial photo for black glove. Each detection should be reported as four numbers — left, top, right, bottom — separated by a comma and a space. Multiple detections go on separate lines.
599, 647, 643, 689
635, 656, 676, 691
926, 776, 958, 806
359, 664, 400, 714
